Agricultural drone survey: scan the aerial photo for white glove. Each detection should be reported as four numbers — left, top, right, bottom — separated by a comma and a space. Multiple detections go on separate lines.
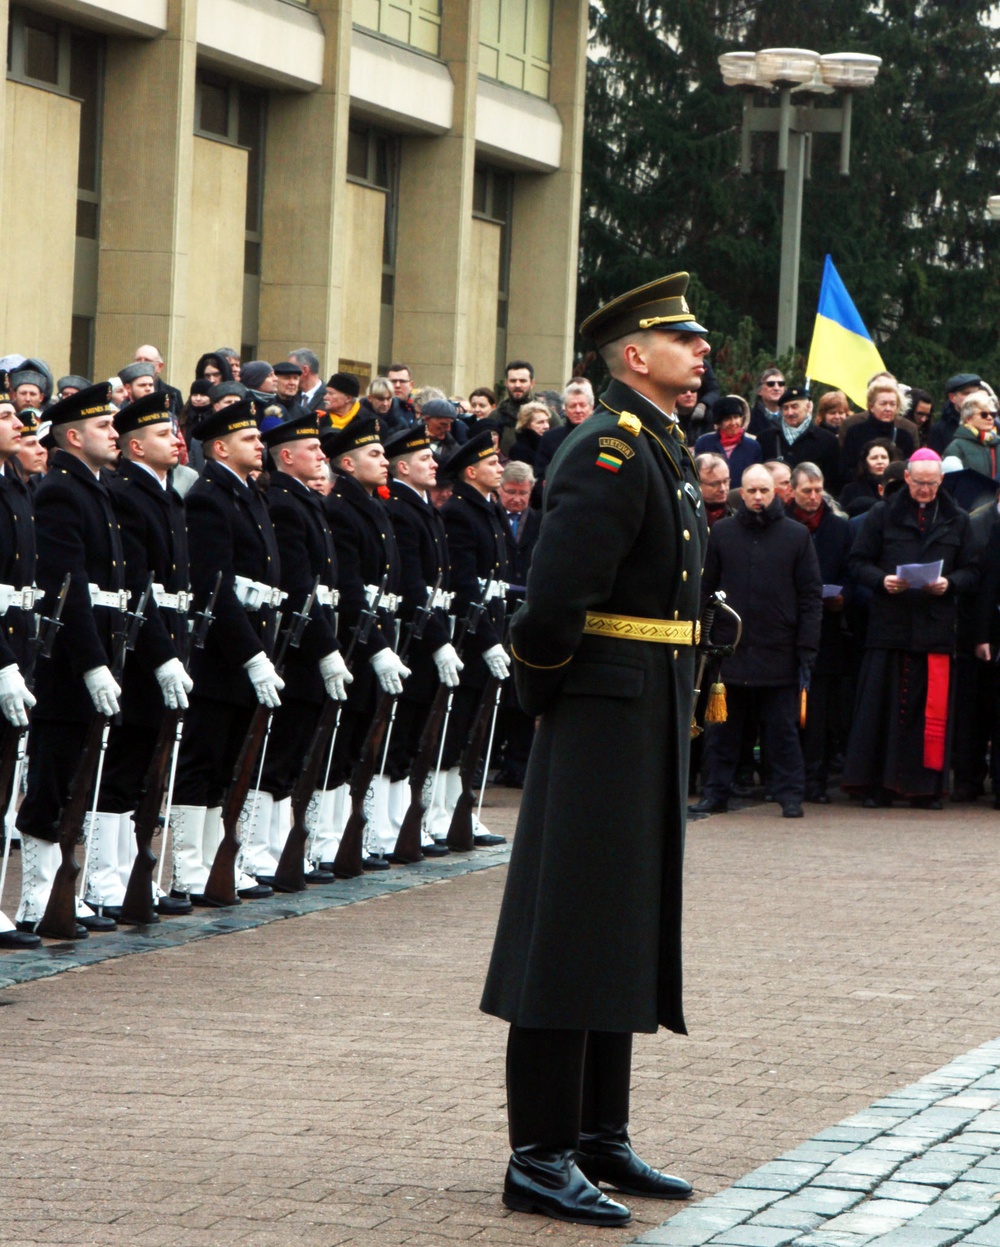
483, 643, 511, 680
154, 657, 194, 710
433, 643, 464, 688
0, 664, 36, 728
243, 651, 285, 708
319, 650, 353, 701
83, 665, 122, 717
370, 647, 411, 695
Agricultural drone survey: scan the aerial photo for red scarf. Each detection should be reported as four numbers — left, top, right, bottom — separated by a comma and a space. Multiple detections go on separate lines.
718, 426, 744, 453
706, 503, 728, 527
792, 502, 824, 533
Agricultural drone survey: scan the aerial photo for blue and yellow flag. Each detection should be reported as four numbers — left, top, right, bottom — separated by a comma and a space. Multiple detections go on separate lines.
805, 255, 886, 408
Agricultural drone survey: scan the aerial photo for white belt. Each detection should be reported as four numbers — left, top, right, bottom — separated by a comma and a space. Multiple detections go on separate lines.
0, 584, 41, 614
152, 584, 192, 612
364, 584, 400, 613
478, 578, 509, 602
428, 587, 454, 611
315, 586, 339, 609
234, 575, 288, 612
89, 584, 130, 611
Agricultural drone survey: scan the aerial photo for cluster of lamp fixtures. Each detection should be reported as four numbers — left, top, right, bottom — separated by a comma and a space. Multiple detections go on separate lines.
718, 48, 882, 91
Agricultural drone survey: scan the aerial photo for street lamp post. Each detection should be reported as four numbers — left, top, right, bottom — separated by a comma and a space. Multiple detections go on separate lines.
988, 195, 1000, 221
719, 49, 882, 355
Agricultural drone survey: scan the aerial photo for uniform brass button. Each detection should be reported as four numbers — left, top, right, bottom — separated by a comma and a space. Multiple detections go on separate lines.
674, 610, 679, 620
673, 649, 678, 660
683, 529, 690, 541
682, 570, 688, 582
677, 489, 682, 499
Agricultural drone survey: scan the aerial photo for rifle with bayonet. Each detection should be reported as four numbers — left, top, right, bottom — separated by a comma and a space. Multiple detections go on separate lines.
0, 576, 70, 914
392, 590, 487, 864
38, 576, 154, 940
119, 572, 222, 925
203, 578, 318, 906
272, 574, 384, 892
332, 575, 427, 880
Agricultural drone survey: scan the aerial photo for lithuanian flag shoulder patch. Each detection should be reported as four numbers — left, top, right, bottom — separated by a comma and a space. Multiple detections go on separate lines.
596, 451, 623, 473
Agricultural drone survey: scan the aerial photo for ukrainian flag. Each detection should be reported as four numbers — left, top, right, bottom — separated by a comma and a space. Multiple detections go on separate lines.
805, 255, 886, 408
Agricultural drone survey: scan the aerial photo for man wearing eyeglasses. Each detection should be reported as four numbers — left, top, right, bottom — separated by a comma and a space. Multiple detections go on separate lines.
842, 448, 978, 809
748, 367, 785, 436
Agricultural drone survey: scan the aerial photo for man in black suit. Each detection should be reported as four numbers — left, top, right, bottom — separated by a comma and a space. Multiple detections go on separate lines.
380, 423, 462, 858
91, 392, 194, 920
288, 349, 326, 414
246, 414, 352, 883
320, 417, 409, 868
170, 400, 283, 905
15, 383, 126, 937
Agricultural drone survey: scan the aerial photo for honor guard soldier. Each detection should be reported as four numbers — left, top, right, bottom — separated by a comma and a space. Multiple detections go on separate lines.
88, 392, 194, 919
0, 378, 41, 947
240, 414, 352, 882
314, 417, 408, 868
15, 382, 126, 937
170, 400, 282, 905
376, 423, 463, 857
480, 273, 710, 1226
429, 430, 511, 845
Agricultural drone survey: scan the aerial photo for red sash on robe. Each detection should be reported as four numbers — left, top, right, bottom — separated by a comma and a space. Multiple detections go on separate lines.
923, 654, 950, 771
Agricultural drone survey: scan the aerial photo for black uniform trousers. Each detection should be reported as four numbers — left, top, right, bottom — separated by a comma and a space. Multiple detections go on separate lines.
17, 721, 92, 843
261, 695, 322, 800
703, 685, 804, 806
101, 725, 160, 813
327, 666, 378, 790
506, 1026, 633, 1149
441, 685, 485, 770
173, 696, 254, 809
384, 695, 430, 783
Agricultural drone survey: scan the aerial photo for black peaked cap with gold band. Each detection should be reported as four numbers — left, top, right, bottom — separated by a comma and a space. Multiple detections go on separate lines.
261, 412, 321, 451
191, 398, 258, 443
383, 422, 432, 460
114, 389, 172, 438
321, 415, 381, 461
46, 380, 116, 428
440, 429, 497, 478
579, 271, 708, 349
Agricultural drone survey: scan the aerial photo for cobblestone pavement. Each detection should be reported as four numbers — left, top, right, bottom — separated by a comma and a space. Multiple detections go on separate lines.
2, 793, 1000, 1247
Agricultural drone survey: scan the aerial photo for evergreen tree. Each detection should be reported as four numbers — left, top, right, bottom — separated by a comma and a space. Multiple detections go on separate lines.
581, 0, 1000, 396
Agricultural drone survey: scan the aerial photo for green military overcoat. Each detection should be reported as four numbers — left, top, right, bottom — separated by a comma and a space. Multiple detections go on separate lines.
480, 379, 707, 1035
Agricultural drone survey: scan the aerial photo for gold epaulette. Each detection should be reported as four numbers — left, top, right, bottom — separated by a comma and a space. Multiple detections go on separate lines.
618, 412, 642, 436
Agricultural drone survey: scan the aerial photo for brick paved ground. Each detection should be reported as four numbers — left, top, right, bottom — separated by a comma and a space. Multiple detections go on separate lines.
2, 792, 1000, 1246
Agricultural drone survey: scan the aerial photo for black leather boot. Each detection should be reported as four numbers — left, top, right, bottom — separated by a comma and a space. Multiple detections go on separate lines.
574, 1031, 692, 1200
503, 1148, 630, 1226
504, 1024, 630, 1225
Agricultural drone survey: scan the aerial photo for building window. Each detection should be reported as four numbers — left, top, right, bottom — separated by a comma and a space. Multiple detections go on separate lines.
354, 0, 441, 57
473, 164, 514, 382
479, 0, 552, 99
348, 122, 400, 373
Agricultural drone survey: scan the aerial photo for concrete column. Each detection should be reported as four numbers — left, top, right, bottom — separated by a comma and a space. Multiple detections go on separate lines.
391, 0, 480, 392
94, 0, 197, 385
0, 0, 9, 276
505, 0, 587, 392
255, 0, 353, 374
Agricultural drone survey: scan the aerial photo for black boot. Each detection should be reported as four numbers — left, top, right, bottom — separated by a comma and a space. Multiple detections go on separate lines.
574, 1031, 692, 1201
503, 1025, 630, 1226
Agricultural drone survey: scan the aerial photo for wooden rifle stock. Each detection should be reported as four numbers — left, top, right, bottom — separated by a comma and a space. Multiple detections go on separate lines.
331, 691, 393, 879
392, 683, 450, 864
37, 713, 109, 939
203, 704, 270, 905
118, 709, 182, 924
446, 676, 502, 852
271, 696, 340, 892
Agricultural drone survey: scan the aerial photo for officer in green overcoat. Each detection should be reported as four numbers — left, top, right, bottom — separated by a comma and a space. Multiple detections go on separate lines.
480, 273, 710, 1227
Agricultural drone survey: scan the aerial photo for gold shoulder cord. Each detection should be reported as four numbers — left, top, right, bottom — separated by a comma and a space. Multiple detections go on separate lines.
599, 399, 681, 476
509, 641, 573, 670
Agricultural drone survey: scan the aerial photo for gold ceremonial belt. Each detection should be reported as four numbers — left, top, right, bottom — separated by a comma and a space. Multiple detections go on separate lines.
583, 612, 700, 645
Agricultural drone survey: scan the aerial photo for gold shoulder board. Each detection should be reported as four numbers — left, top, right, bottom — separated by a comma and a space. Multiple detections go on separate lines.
618, 412, 642, 437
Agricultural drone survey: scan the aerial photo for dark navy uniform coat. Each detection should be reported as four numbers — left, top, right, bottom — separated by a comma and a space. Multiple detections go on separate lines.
441, 481, 509, 688
32, 450, 125, 724
480, 379, 707, 1035
0, 463, 36, 670
185, 460, 281, 708
106, 460, 190, 729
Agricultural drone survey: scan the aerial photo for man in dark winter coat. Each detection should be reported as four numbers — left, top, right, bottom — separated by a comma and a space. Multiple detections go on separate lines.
842, 448, 978, 806
758, 388, 842, 494
692, 463, 823, 819
784, 463, 853, 803
481, 272, 709, 1229
927, 373, 984, 456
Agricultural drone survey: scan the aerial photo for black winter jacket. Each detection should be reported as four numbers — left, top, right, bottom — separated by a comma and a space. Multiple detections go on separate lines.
848, 487, 978, 653
701, 498, 822, 686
